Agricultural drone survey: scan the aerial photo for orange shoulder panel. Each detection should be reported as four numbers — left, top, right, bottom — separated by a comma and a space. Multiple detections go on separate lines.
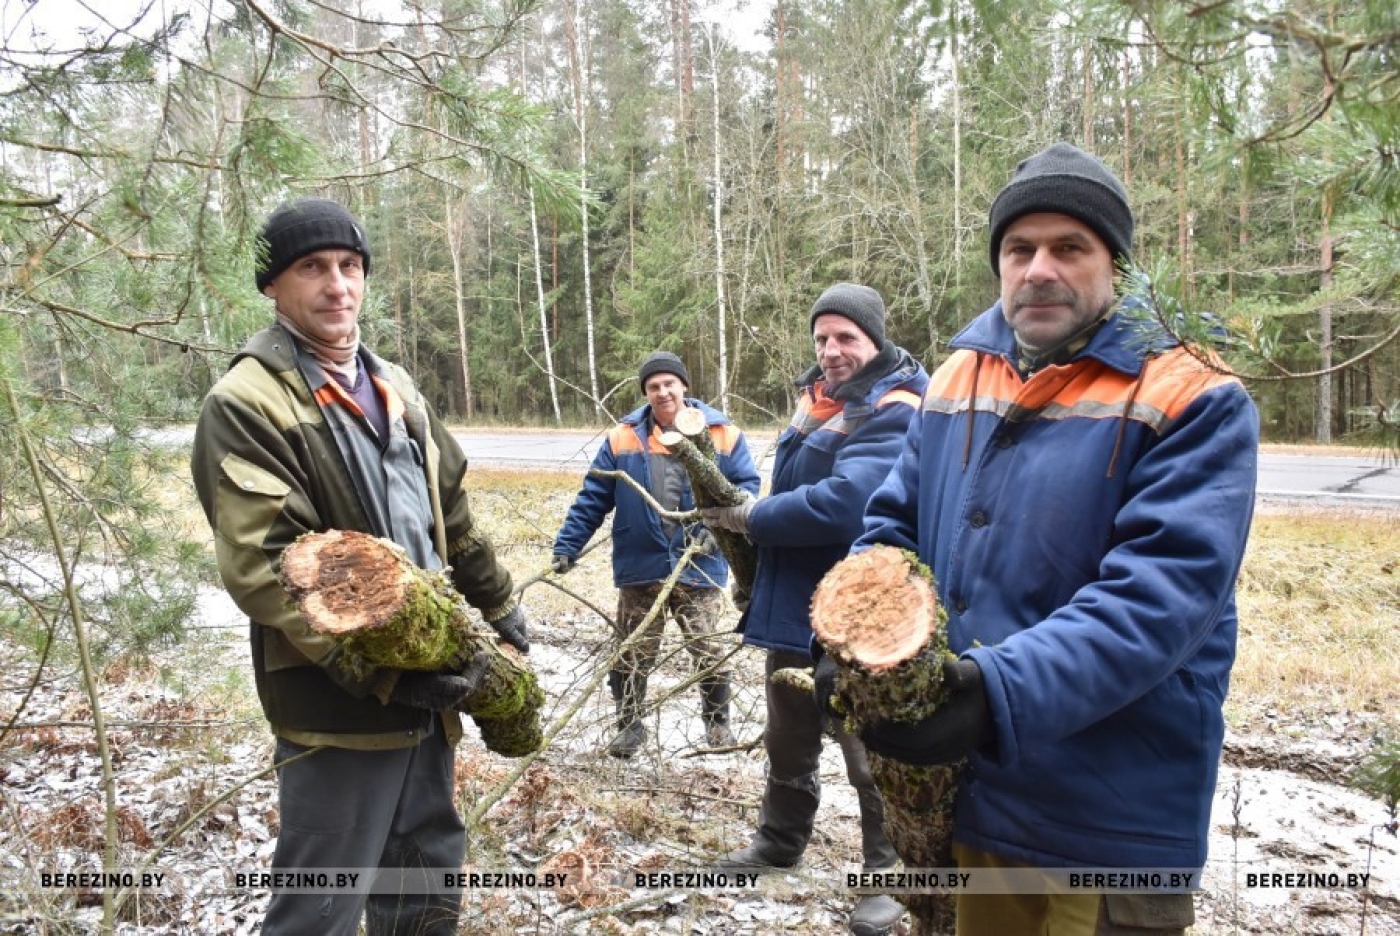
1041, 347, 1241, 421
875, 388, 923, 410
609, 423, 644, 454
710, 423, 743, 454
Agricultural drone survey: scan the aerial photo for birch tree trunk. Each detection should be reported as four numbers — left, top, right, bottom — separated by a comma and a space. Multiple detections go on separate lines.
707, 26, 730, 413
529, 187, 563, 425
444, 192, 475, 420
519, 34, 562, 424
567, 0, 602, 417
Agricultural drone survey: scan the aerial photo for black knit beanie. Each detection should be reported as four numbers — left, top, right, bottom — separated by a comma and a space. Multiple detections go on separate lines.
808, 283, 886, 346
638, 351, 690, 389
255, 198, 372, 291
987, 143, 1133, 275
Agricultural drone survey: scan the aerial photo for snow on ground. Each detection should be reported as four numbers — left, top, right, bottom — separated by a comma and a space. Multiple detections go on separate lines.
0, 579, 1396, 934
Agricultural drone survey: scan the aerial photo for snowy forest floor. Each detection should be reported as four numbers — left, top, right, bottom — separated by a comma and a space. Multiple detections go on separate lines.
1, 471, 1396, 935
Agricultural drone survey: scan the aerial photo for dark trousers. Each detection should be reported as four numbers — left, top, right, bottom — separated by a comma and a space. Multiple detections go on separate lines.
763, 649, 896, 869
262, 725, 465, 936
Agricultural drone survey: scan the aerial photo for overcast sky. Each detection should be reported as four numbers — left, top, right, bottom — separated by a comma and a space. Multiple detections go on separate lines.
2, 0, 774, 56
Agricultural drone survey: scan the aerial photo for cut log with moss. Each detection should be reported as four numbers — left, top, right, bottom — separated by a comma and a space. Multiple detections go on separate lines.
658, 406, 757, 604
280, 529, 544, 757
808, 544, 958, 936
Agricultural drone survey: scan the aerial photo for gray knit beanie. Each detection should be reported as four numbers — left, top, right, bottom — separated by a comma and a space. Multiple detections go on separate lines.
638, 351, 690, 389
256, 198, 371, 291
808, 283, 886, 346
987, 143, 1133, 275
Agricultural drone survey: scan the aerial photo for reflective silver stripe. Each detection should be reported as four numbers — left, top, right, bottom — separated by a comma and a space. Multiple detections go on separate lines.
922, 393, 1170, 433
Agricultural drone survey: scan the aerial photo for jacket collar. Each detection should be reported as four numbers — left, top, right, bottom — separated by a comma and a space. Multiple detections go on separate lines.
948, 299, 1176, 378
234, 322, 389, 387
795, 341, 919, 404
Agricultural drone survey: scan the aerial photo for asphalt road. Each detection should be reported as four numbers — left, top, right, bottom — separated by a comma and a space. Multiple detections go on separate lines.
453, 429, 1400, 507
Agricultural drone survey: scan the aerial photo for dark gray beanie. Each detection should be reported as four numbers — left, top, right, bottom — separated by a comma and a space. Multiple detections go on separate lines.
256, 198, 371, 291
638, 351, 690, 389
987, 143, 1133, 275
808, 283, 886, 346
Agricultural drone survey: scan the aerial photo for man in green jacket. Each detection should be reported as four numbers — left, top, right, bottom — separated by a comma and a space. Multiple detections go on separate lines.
191, 197, 530, 935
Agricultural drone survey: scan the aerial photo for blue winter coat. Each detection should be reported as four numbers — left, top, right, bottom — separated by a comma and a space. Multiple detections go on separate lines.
857, 303, 1259, 871
740, 344, 929, 655
554, 400, 760, 589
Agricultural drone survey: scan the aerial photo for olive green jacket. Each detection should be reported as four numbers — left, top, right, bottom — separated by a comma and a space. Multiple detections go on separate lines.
191, 324, 515, 749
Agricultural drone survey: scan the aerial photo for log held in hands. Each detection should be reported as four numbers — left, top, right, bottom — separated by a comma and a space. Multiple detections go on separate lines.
657, 406, 757, 604
808, 545, 958, 936
279, 529, 544, 757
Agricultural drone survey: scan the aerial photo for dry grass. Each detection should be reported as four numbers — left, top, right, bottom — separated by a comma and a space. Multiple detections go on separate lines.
1233, 510, 1400, 716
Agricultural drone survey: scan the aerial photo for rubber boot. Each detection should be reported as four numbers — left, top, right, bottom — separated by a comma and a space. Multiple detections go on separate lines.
605, 671, 648, 759
699, 675, 736, 748
848, 788, 905, 935
715, 772, 820, 873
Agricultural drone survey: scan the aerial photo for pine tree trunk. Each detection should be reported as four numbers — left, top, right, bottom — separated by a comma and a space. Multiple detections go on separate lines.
658, 407, 756, 604
809, 545, 958, 936
280, 529, 544, 757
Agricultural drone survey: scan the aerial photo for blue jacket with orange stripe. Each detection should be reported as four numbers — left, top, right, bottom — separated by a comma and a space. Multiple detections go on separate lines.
554, 399, 760, 589
858, 303, 1258, 871
739, 344, 929, 656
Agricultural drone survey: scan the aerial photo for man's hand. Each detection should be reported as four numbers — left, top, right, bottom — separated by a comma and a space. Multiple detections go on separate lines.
390, 653, 490, 711
318, 645, 379, 699
860, 658, 993, 765
488, 604, 530, 654
813, 652, 841, 718
698, 492, 756, 535
692, 526, 719, 556
551, 554, 576, 575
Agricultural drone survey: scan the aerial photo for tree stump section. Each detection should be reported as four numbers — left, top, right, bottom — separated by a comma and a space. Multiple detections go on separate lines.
280, 529, 544, 757
809, 545, 958, 936
658, 406, 757, 604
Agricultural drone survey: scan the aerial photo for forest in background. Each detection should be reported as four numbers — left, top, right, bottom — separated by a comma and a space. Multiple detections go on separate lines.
1, 4, 1398, 931
0, 0, 1396, 441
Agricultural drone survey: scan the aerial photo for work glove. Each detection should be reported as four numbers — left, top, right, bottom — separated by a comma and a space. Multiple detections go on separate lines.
390, 653, 490, 711
318, 645, 380, 699
488, 604, 530, 654
698, 492, 756, 535
551, 553, 576, 575
813, 652, 841, 718
692, 526, 719, 556
860, 658, 993, 765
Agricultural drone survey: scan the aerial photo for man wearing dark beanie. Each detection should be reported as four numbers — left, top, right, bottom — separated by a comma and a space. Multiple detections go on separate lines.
552, 350, 758, 758
854, 143, 1258, 935
191, 196, 532, 935
704, 283, 929, 936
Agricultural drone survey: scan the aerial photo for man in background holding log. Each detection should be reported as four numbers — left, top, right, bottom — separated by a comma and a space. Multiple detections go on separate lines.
854, 143, 1259, 935
702, 285, 929, 936
551, 351, 760, 758
191, 198, 531, 936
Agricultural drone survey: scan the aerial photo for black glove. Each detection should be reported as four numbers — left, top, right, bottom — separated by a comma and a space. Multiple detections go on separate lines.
860, 658, 993, 765
551, 554, 576, 575
813, 652, 841, 718
318, 645, 379, 699
488, 604, 530, 654
390, 654, 490, 711
692, 526, 719, 556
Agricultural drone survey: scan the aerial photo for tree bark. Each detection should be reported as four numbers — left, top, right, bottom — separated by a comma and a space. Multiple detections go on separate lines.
658, 407, 756, 603
808, 545, 957, 936
280, 529, 544, 757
